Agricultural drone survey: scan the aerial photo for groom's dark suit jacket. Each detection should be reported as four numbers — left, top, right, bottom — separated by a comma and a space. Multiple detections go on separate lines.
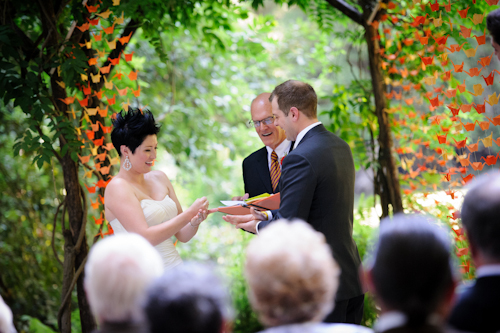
447, 275, 500, 332
242, 144, 293, 198
259, 124, 363, 301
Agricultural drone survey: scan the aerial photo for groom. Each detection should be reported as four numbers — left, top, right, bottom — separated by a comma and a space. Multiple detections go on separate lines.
223, 80, 364, 324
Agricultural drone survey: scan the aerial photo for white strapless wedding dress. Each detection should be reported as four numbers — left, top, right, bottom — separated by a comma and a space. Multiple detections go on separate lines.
109, 195, 183, 270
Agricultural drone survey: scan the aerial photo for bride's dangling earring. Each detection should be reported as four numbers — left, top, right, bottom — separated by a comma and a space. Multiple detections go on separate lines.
123, 156, 132, 171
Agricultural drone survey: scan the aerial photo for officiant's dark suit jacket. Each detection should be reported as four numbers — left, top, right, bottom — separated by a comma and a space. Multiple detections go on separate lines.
258, 124, 363, 301
447, 275, 500, 332
242, 145, 293, 198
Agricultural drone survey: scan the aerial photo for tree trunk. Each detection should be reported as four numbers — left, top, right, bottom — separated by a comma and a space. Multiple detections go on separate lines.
53, 71, 96, 333
324, 0, 404, 217
363, 22, 404, 216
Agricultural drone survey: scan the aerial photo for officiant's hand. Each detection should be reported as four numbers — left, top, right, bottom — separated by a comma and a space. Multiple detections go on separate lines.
222, 207, 266, 234
231, 193, 249, 201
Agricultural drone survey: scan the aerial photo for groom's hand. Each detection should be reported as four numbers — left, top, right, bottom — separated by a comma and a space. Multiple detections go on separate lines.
222, 208, 266, 234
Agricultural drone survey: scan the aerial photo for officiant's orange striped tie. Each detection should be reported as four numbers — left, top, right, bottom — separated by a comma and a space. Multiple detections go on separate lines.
270, 151, 281, 192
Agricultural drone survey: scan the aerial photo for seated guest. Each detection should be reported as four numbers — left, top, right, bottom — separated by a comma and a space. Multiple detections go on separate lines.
84, 233, 163, 333
0, 296, 16, 333
447, 172, 500, 332
245, 219, 371, 333
144, 263, 232, 333
363, 214, 455, 333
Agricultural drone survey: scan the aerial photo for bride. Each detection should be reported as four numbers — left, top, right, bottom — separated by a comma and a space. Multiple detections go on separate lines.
104, 108, 209, 270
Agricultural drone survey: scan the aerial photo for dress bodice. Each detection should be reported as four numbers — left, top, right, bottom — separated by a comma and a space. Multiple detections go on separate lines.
109, 195, 183, 270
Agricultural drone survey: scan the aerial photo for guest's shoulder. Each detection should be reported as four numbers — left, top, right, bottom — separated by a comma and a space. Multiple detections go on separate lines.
320, 323, 373, 333
258, 323, 373, 333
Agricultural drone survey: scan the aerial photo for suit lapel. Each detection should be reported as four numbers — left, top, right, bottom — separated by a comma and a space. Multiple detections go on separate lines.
256, 147, 273, 194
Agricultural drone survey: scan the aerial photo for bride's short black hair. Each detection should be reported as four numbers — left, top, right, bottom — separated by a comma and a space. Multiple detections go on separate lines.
111, 108, 161, 156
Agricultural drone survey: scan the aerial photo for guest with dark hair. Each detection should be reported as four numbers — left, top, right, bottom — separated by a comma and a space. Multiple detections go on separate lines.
363, 214, 456, 333
447, 172, 500, 333
144, 263, 232, 333
245, 219, 372, 333
105, 108, 211, 270
487, 8, 500, 60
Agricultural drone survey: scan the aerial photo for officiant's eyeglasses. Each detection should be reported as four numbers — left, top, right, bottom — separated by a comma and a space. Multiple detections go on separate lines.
249, 116, 275, 128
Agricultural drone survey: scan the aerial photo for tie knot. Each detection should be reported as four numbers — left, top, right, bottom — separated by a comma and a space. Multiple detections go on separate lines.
271, 151, 278, 162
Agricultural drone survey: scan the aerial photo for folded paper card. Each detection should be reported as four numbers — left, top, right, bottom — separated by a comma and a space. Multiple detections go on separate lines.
217, 193, 280, 214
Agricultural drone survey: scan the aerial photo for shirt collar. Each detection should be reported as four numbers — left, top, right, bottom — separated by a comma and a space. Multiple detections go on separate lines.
293, 122, 322, 150
476, 264, 500, 278
266, 139, 291, 159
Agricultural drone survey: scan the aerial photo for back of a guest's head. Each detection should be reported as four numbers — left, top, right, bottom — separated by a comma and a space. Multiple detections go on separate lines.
461, 172, 500, 261
487, 8, 500, 44
245, 219, 339, 327
144, 263, 232, 333
0, 296, 15, 333
367, 214, 454, 327
84, 233, 163, 323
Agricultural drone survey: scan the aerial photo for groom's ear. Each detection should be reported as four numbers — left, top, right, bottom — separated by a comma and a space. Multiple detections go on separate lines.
289, 107, 299, 121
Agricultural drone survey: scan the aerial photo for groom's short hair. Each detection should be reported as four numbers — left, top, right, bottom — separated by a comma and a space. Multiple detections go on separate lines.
270, 80, 317, 118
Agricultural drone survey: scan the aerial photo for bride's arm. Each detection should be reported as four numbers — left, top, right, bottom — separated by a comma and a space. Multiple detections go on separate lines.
105, 178, 206, 246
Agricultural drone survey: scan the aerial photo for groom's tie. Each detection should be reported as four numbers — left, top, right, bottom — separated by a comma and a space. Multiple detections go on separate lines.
270, 151, 281, 192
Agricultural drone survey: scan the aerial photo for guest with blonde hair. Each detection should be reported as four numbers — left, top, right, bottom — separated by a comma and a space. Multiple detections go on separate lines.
245, 219, 372, 333
84, 233, 163, 333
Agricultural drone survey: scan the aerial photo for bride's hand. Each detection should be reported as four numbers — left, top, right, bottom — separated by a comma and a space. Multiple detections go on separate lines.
188, 197, 208, 217
190, 208, 208, 227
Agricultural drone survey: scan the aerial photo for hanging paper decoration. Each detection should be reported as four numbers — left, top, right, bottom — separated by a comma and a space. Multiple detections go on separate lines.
64, 0, 143, 238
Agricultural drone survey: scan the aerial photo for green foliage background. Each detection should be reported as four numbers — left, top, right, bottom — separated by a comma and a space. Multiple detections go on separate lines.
0, 1, 401, 332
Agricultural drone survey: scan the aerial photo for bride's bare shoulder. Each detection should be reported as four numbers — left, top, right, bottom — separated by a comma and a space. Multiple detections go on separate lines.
105, 177, 134, 198
148, 170, 171, 185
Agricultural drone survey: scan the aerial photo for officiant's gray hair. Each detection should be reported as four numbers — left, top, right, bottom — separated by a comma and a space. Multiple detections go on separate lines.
245, 219, 339, 327
84, 233, 163, 323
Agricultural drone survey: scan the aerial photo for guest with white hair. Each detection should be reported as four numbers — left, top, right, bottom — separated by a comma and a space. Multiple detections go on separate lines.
0, 295, 16, 333
84, 233, 163, 333
144, 262, 233, 333
245, 219, 372, 333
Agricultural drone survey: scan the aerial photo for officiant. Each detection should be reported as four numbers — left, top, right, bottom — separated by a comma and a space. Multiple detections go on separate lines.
232, 93, 292, 201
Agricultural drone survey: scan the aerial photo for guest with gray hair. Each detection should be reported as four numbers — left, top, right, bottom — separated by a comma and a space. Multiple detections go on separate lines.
245, 219, 371, 333
447, 172, 500, 332
144, 262, 232, 333
363, 214, 456, 333
0, 296, 16, 333
84, 233, 163, 333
